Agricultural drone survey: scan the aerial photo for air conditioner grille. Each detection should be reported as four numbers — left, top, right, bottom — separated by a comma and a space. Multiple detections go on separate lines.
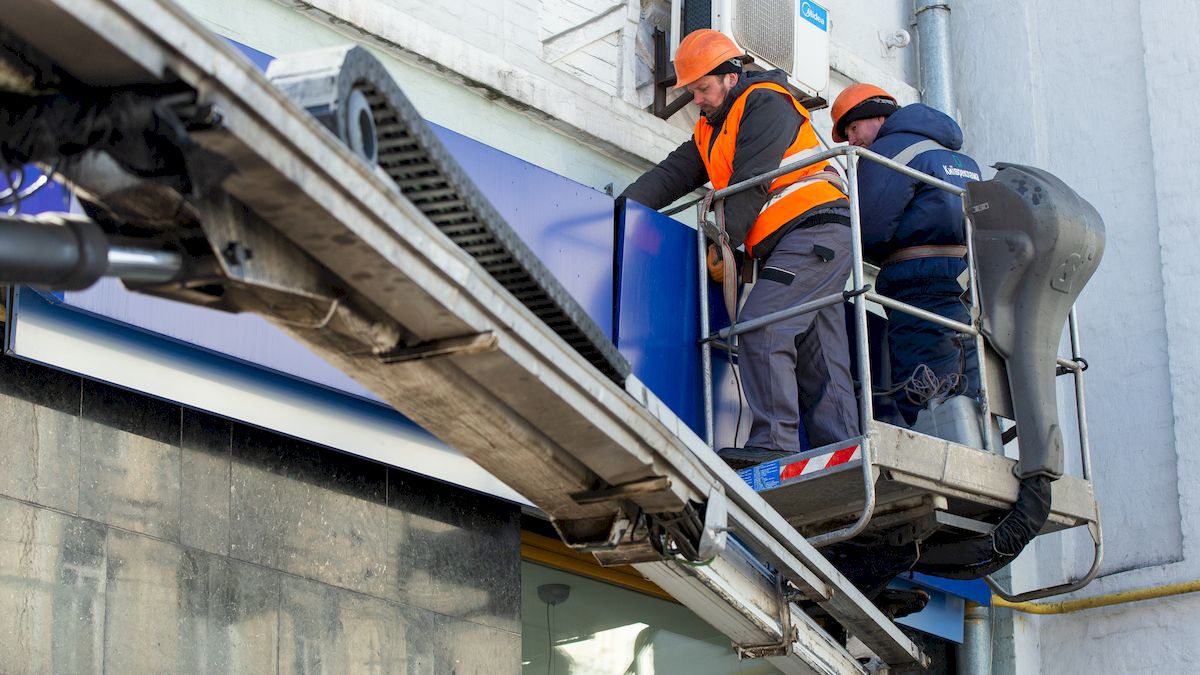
681, 0, 713, 37
734, 0, 795, 73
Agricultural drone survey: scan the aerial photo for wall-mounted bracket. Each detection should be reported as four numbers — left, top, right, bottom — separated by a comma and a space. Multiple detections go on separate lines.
651, 28, 691, 120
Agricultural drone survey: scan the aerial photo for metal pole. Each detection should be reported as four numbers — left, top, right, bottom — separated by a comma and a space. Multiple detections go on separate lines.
807, 149, 877, 548
846, 151, 873, 433
107, 246, 183, 283
661, 145, 965, 218
962, 199, 997, 453
858, 148, 966, 196
915, 0, 956, 118
1057, 356, 1083, 372
958, 602, 992, 675
865, 291, 977, 336
1069, 306, 1093, 480
708, 292, 846, 342
697, 206, 715, 448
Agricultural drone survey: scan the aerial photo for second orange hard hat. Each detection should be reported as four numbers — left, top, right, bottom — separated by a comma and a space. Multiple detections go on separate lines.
830, 84, 897, 142
673, 29, 751, 90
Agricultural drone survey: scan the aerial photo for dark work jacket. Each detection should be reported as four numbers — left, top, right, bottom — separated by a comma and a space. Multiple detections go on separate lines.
621, 70, 842, 258
859, 103, 981, 289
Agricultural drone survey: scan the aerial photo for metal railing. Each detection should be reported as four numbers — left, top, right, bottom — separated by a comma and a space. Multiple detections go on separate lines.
684, 144, 1102, 596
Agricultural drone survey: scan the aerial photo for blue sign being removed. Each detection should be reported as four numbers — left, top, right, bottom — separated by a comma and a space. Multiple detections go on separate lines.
800, 1, 828, 31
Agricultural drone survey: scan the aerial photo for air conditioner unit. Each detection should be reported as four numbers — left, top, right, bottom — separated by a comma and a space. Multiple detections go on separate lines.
669, 0, 831, 99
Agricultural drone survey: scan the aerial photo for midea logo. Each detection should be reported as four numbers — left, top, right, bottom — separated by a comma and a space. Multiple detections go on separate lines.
800, 1, 826, 27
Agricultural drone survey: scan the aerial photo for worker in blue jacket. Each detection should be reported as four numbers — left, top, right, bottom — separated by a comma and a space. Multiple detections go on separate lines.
830, 84, 982, 426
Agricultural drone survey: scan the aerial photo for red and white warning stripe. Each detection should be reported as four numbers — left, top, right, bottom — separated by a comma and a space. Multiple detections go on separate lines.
780, 444, 861, 481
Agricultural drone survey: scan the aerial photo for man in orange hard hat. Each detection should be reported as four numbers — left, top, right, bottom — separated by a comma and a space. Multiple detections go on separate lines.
621, 29, 858, 467
830, 84, 982, 426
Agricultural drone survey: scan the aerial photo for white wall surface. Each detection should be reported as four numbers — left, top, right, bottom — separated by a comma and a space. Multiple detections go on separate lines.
177, 0, 650, 195
952, 0, 1200, 672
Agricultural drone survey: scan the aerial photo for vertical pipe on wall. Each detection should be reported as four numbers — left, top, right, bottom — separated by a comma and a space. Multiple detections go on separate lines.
914, 0, 956, 117
959, 602, 993, 675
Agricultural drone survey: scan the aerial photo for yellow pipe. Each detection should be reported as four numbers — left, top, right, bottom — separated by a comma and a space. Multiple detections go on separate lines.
993, 579, 1200, 615
520, 531, 675, 601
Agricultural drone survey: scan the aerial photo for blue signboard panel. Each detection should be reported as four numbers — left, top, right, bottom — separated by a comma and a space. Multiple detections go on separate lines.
616, 201, 704, 431
616, 200, 747, 438
434, 127, 615, 338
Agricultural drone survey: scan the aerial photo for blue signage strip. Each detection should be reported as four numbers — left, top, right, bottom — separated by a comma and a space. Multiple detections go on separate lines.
906, 573, 992, 606
800, 1, 829, 31
737, 460, 781, 492
435, 126, 616, 339
616, 200, 704, 432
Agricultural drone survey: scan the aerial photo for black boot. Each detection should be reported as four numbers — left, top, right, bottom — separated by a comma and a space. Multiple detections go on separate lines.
717, 446, 790, 470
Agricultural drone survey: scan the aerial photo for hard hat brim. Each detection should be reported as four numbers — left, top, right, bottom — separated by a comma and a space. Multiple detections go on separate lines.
672, 53, 754, 90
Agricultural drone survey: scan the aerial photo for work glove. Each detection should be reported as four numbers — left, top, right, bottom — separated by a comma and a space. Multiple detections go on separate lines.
706, 244, 725, 283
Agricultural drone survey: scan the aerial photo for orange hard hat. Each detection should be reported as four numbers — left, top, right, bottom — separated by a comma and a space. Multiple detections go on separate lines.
830, 84, 897, 142
672, 29, 749, 90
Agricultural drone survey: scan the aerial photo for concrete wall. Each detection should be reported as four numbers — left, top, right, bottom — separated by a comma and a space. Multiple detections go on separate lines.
0, 355, 521, 674
951, 1, 1200, 672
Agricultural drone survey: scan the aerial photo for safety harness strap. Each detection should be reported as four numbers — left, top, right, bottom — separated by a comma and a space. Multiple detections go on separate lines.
889, 138, 949, 167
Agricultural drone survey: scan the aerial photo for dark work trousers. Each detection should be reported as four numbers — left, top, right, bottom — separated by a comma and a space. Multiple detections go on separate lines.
739, 222, 859, 454
877, 272, 980, 426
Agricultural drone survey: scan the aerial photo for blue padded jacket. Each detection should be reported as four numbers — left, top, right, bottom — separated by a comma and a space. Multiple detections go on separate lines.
858, 103, 981, 287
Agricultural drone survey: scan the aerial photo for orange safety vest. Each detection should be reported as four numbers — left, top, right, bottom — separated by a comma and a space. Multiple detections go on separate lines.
694, 81, 846, 257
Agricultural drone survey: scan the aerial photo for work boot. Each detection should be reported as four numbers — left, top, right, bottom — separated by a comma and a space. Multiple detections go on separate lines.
873, 588, 930, 621
717, 446, 790, 470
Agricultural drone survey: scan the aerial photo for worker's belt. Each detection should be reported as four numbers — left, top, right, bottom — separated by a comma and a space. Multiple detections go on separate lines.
883, 244, 968, 266
797, 211, 851, 230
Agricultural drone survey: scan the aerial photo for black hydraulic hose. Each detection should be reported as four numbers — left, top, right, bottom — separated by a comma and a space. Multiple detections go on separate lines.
822, 475, 1053, 595
912, 475, 1053, 579
0, 213, 109, 290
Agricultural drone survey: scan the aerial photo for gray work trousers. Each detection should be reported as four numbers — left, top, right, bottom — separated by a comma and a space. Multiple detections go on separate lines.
739, 222, 859, 454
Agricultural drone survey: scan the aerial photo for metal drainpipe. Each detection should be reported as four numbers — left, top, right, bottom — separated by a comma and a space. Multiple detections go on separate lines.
914, 0, 956, 117
959, 602, 992, 675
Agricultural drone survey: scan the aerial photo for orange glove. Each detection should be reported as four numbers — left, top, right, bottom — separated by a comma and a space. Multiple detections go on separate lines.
706, 244, 725, 283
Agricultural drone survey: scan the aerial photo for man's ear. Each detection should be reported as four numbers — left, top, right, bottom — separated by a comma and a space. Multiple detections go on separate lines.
727, 72, 740, 88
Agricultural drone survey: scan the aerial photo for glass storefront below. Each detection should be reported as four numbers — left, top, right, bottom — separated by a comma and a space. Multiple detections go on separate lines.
521, 561, 780, 675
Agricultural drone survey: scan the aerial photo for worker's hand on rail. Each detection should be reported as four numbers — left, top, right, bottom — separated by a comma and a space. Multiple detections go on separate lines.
706, 244, 725, 283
